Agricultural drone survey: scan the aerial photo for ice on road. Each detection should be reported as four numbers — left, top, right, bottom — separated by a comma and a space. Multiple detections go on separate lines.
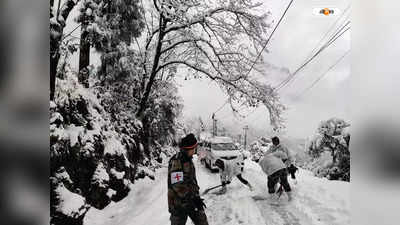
85, 158, 349, 225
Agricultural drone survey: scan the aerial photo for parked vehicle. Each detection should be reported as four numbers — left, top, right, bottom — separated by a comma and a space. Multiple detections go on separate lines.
198, 136, 244, 172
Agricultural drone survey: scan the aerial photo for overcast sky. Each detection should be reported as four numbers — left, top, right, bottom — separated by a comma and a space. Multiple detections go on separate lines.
178, 0, 350, 140
63, 0, 351, 140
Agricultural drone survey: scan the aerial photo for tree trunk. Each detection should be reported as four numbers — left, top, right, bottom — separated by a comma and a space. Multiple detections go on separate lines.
79, 23, 90, 88
50, 47, 60, 100
136, 17, 166, 117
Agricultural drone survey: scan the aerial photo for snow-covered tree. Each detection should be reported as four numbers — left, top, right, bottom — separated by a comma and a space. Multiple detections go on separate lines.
141, 80, 183, 159
50, 0, 81, 100
249, 137, 271, 161
75, 0, 97, 87
135, 0, 285, 130
74, 0, 145, 86
307, 118, 350, 181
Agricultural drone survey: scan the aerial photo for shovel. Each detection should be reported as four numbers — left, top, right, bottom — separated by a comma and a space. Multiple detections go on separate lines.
201, 184, 225, 195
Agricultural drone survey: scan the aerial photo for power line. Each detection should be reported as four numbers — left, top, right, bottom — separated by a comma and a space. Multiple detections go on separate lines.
212, 0, 294, 118
274, 22, 350, 91
297, 49, 350, 98
275, 21, 350, 91
242, 0, 294, 79
213, 99, 229, 114
305, 5, 351, 61
217, 106, 243, 119
286, 5, 350, 87
325, 24, 350, 47
62, 24, 82, 41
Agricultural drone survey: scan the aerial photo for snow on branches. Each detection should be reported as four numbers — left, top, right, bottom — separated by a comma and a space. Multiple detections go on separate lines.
307, 118, 350, 181
136, 0, 285, 130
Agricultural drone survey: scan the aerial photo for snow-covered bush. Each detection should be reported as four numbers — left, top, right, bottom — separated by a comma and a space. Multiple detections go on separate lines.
249, 137, 271, 162
50, 73, 155, 225
306, 118, 350, 181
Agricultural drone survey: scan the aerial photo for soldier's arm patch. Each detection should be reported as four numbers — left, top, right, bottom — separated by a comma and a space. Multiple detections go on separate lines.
171, 171, 184, 184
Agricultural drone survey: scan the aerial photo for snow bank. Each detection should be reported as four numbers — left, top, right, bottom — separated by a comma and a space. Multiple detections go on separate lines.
55, 184, 89, 218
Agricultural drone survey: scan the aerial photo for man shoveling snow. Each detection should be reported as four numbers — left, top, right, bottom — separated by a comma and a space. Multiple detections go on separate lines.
213, 159, 253, 194
259, 152, 293, 201
269, 136, 298, 183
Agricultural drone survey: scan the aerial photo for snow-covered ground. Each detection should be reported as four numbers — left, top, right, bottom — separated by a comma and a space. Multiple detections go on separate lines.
85, 157, 349, 225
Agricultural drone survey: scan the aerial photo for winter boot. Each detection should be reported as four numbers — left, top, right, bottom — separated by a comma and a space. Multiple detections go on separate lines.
287, 191, 293, 201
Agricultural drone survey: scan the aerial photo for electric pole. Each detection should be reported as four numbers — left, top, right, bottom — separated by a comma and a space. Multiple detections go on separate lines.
243, 125, 249, 150
212, 113, 217, 137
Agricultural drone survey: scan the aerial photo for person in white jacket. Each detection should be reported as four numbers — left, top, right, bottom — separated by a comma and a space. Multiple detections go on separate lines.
259, 152, 293, 201
269, 136, 298, 181
269, 136, 294, 166
215, 159, 253, 193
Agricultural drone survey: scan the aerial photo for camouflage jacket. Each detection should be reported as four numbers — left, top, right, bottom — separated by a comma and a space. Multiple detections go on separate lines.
167, 151, 200, 213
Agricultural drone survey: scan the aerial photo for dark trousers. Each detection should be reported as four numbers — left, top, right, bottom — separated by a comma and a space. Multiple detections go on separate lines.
267, 168, 291, 194
170, 209, 209, 225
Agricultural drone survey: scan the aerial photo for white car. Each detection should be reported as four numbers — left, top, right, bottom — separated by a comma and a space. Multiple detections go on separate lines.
199, 136, 244, 172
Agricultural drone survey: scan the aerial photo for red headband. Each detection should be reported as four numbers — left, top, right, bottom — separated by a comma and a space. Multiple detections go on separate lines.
181, 142, 198, 150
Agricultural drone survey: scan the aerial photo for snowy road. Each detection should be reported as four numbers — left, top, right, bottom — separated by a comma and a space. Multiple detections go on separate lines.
85, 158, 349, 225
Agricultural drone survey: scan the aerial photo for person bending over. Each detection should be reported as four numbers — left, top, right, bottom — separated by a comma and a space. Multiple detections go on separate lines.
215, 159, 253, 193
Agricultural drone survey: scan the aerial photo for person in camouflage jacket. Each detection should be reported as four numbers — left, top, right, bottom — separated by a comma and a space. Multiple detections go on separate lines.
168, 133, 209, 225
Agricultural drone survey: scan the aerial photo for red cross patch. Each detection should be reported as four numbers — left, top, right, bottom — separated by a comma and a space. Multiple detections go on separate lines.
171, 171, 184, 184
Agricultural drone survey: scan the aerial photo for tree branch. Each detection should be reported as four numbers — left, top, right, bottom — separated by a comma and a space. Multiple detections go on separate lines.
58, 0, 80, 27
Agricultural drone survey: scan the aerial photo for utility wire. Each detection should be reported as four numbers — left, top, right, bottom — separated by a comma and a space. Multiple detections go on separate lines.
274, 22, 350, 91
285, 6, 350, 87
325, 24, 350, 47
213, 99, 229, 115
62, 24, 82, 41
226, 5, 351, 126
297, 49, 350, 98
242, 0, 294, 79
213, 0, 294, 117
217, 103, 247, 118
305, 5, 351, 61
275, 21, 350, 91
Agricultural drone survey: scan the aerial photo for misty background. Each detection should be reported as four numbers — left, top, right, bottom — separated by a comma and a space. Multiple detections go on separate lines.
177, 0, 350, 142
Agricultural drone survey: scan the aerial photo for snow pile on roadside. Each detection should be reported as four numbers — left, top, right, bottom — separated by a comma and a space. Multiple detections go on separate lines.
55, 184, 90, 218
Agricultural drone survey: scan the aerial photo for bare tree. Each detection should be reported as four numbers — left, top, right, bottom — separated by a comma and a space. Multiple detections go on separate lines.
136, 0, 285, 129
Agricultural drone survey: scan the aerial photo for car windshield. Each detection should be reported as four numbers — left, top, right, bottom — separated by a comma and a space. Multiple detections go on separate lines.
211, 143, 237, 150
